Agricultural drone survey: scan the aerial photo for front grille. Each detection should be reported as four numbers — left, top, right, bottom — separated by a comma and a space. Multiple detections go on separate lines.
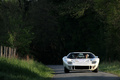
73, 66, 91, 69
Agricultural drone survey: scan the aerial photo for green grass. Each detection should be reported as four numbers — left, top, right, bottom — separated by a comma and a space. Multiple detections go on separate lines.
0, 57, 53, 80
99, 61, 120, 76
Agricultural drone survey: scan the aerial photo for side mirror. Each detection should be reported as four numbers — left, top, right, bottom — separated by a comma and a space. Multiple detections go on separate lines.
95, 56, 98, 58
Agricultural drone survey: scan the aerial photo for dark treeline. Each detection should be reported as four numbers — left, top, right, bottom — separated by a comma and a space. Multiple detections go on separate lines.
0, 0, 120, 64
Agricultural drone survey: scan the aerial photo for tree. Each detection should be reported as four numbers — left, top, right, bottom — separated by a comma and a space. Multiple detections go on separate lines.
0, 0, 33, 56
93, 0, 120, 61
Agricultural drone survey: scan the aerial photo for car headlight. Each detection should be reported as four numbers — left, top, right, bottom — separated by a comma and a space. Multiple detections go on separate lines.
92, 61, 97, 64
68, 61, 72, 64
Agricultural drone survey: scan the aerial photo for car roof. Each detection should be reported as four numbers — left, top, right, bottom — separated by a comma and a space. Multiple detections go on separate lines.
70, 52, 92, 53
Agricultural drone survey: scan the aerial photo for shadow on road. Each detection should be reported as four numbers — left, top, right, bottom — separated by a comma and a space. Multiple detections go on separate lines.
52, 70, 94, 74
52, 76, 120, 80
48, 65, 120, 80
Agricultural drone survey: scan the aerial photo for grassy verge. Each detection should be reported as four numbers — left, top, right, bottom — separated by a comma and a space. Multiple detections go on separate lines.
0, 57, 53, 80
99, 61, 120, 76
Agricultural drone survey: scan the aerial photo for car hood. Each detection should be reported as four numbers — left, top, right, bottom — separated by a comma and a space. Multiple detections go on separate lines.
70, 59, 92, 64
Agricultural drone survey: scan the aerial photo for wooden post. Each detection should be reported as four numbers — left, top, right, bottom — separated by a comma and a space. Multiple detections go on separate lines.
6, 47, 8, 57
27, 55, 29, 61
11, 48, 12, 57
0, 46, 17, 58
11, 48, 13, 57
13, 48, 16, 57
15, 53, 18, 59
0, 46, 3, 57
4, 46, 6, 57
9, 47, 11, 58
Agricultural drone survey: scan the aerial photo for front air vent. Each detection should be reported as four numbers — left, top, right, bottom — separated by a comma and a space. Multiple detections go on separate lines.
74, 66, 91, 69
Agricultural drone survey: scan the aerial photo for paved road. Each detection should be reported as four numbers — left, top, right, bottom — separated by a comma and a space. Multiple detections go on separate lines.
48, 65, 120, 80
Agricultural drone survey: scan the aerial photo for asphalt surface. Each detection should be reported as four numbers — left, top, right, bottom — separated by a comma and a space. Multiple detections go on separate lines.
48, 65, 120, 80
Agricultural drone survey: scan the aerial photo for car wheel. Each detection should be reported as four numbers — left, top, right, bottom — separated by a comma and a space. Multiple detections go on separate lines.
92, 67, 98, 73
64, 67, 69, 73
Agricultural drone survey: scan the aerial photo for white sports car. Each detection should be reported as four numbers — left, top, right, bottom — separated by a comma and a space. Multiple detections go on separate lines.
62, 52, 100, 73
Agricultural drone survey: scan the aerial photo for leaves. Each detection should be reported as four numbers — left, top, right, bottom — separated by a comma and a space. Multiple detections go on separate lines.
0, 0, 33, 56
0, 0, 120, 63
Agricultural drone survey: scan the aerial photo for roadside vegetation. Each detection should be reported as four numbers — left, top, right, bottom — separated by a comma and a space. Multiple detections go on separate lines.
0, 57, 53, 80
99, 61, 120, 76
1, 0, 120, 64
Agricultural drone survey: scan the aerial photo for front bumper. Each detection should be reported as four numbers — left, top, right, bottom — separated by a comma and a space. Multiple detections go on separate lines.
66, 65, 97, 70
63, 62, 98, 71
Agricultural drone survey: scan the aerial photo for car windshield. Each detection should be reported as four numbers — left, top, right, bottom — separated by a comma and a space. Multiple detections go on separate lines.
67, 52, 95, 59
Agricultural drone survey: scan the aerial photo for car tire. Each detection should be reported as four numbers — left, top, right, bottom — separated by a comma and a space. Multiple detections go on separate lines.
92, 67, 98, 73
64, 67, 69, 73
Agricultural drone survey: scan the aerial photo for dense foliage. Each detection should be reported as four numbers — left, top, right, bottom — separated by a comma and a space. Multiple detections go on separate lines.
0, 0, 120, 64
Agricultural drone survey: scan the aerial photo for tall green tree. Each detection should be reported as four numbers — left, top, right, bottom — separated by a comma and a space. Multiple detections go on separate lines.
94, 0, 120, 61
0, 0, 33, 56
